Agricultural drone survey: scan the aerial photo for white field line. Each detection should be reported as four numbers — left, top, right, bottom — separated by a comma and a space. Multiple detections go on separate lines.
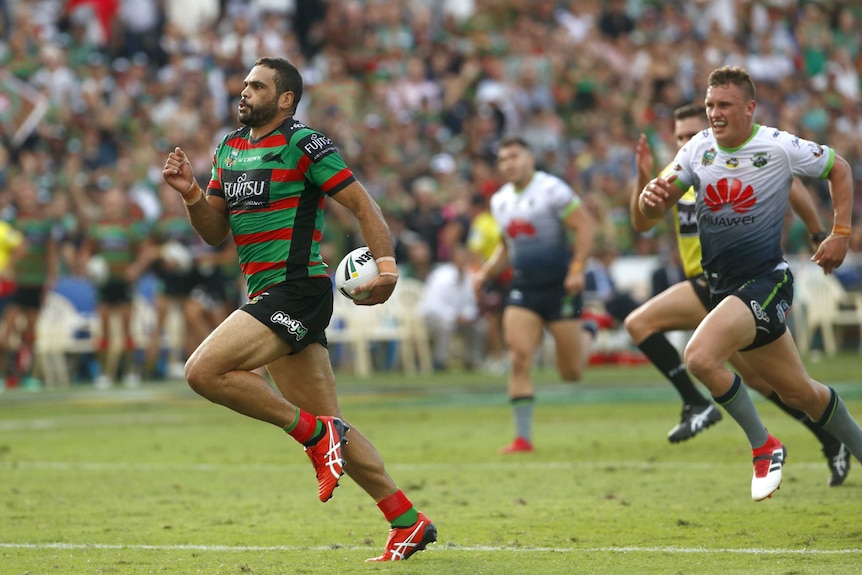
0, 459, 833, 472
0, 414, 189, 431
0, 542, 858, 555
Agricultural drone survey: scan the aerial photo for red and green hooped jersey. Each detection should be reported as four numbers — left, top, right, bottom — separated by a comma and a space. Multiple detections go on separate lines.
89, 218, 147, 281
151, 214, 196, 245
11, 213, 55, 286
208, 118, 356, 297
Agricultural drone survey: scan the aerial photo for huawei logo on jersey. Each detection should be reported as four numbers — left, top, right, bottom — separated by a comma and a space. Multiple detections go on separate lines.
505, 219, 536, 238
704, 178, 756, 213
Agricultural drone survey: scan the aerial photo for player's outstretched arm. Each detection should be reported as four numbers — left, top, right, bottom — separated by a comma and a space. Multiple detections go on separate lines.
629, 133, 663, 233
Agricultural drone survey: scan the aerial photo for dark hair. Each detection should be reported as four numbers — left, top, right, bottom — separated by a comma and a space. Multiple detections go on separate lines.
707, 66, 756, 102
497, 135, 533, 153
254, 57, 303, 111
673, 104, 706, 121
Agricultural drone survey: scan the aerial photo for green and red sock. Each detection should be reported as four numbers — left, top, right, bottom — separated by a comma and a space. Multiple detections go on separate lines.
377, 489, 418, 528
283, 407, 323, 446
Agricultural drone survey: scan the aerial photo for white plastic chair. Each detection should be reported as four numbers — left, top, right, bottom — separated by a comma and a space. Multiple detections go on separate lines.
35, 292, 101, 387
325, 278, 433, 378
794, 266, 862, 357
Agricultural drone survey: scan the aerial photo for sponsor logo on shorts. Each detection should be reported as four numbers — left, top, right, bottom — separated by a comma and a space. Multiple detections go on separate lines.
776, 300, 790, 324
750, 300, 769, 323
248, 292, 269, 304
270, 311, 309, 340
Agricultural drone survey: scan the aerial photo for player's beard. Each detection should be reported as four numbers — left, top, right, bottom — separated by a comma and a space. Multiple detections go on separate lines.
238, 97, 280, 127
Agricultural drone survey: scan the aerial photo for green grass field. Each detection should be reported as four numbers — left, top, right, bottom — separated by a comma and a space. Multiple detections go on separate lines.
2, 355, 862, 575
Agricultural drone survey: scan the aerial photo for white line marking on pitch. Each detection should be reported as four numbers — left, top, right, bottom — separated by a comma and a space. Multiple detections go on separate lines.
0, 542, 858, 555
0, 459, 833, 472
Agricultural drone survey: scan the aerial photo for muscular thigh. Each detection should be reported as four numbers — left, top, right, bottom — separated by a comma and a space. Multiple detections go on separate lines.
630, 280, 707, 332
688, 296, 756, 364
547, 318, 582, 358
503, 305, 545, 353
192, 309, 291, 373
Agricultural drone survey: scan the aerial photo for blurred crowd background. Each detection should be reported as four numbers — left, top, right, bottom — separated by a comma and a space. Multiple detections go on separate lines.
2, 0, 862, 383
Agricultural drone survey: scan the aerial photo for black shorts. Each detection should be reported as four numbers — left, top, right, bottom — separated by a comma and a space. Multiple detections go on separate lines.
158, 269, 196, 298
98, 280, 134, 305
689, 274, 711, 311
193, 267, 233, 305
712, 266, 793, 351
506, 282, 583, 322
240, 277, 332, 354
12, 285, 43, 310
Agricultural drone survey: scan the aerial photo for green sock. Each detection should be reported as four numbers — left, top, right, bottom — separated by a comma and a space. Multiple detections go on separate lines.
390, 508, 419, 529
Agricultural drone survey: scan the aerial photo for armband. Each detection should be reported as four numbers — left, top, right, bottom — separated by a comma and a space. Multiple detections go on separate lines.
182, 181, 203, 206
832, 225, 852, 238
375, 256, 399, 276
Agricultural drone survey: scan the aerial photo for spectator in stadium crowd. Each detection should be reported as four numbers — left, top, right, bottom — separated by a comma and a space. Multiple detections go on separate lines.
639, 66, 862, 501
0, 181, 57, 390
418, 243, 484, 372
186, 233, 241, 345
161, 57, 436, 562
1, 0, 861, 393
80, 185, 149, 389
143, 184, 200, 379
402, 176, 447, 264
583, 244, 641, 325
648, 241, 685, 299
0, 214, 23, 321
472, 136, 596, 454
627, 102, 851, 487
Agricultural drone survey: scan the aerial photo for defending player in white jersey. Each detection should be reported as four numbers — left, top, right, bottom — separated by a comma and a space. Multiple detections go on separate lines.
473, 136, 596, 454
626, 103, 850, 487
640, 66, 862, 501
